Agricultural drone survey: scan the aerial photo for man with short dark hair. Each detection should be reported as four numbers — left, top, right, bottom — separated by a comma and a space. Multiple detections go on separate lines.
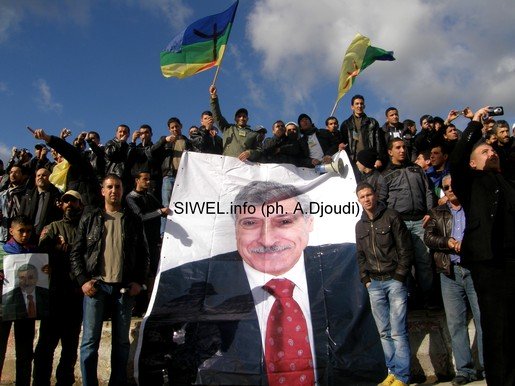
20, 168, 62, 242
424, 174, 483, 385
209, 85, 261, 161
104, 125, 131, 192
0, 164, 29, 244
70, 174, 149, 385
426, 144, 450, 201
450, 107, 515, 385
126, 171, 170, 304
491, 119, 515, 178
340, 94, 387, 168
355, 182, 412, 386
190, 111, 223, 155
382, 138, 436, 308
150, 117, 192, 235
262, 120, 305, 165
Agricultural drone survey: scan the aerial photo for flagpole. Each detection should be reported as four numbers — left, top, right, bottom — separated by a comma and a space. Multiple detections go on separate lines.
212, 62, 222, 86
330, 99, 339, 117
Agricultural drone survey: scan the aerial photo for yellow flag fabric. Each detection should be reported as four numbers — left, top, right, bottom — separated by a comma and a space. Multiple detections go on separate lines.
49, 159, 70, 192
336, 33, 395, 103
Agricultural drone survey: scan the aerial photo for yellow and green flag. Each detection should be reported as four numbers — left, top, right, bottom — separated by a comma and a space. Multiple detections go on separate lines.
160, 1, 239, 79
336, 33, 395, 103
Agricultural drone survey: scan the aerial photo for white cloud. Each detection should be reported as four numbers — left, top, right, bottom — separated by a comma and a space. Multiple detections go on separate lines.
246, 0, 515, 119
0, 142, 11, 165
0, 81, 8, 93
34, 78, 63, 113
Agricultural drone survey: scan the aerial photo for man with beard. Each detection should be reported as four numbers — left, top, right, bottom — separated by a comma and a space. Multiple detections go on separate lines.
450, 107, 515, 385
0, 164, 30, 245
32, 190, 85, 386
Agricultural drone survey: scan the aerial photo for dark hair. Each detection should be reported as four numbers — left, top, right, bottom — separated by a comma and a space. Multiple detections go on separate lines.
417, 149, 431, 160
201, 110, 212, 117
385, 107, 398, 116
356, 182, 375, 195
433, 116, 445, 126
420, 114, 433, 125
351, 95, 365, 105
273, 120, 285, 127
102, 173, 122, 185
167, 117, 182, 127
325, 116, 339, 126
10, 214, 33, 228
139, 124, 153, 135
387, 137, 405, 150
430, 142, 449, 156
118, 124, 130, 133
11, 162, 31, 175
88, 131, 100, 140
494, 120, 509, 132
403, 119, 415, 131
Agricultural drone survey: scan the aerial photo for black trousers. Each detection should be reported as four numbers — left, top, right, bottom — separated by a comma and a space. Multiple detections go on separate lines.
0, 318, 35, 386
32, 291, 83, 386
469, 260, 515, 386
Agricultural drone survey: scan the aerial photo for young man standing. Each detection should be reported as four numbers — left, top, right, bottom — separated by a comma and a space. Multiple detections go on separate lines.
70, 174, 149, 386
355, 182, 413, 386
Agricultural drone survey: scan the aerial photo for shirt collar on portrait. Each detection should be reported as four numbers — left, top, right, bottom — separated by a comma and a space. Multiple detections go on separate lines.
243, 253, 308, 296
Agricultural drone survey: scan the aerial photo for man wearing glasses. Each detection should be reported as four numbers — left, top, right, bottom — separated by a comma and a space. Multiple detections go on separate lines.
424, 174, 483, 385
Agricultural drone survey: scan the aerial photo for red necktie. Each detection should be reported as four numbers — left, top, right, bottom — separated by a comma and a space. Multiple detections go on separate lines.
27, 294, 36, 318
263, 278, 315, 386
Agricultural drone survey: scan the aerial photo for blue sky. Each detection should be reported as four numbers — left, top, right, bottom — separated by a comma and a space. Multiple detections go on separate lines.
1, 0, 514, 164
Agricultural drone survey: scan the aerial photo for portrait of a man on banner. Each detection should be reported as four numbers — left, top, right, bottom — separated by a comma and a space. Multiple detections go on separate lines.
1, 253, 49, 321
136, 152, 385, 385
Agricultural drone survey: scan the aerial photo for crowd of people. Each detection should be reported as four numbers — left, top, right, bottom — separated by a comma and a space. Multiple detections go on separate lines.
0, 85, 513, 386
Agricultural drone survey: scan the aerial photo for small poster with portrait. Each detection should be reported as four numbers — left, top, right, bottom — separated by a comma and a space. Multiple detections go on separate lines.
1, 253, 49, 321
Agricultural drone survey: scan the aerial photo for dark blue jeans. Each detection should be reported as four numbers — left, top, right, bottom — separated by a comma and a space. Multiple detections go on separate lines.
367, 279, 410, 384
440, 267, 483, 379
80, 283, 134, 386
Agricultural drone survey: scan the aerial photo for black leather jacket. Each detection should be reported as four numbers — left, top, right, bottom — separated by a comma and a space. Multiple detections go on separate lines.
340, 114, 387, 164
450, 121, 515, 262
355, 204, 413, 284
424, 204, 455, 275
70, 207, 149, 287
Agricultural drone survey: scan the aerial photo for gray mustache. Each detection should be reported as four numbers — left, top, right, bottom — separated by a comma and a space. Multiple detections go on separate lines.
250, 245, 292, 254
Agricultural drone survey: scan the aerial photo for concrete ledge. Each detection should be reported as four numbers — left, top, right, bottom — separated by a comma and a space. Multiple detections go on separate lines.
1, 311, 480, 385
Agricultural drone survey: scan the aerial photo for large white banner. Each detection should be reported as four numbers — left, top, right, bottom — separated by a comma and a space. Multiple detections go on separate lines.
136, 152, 385, 385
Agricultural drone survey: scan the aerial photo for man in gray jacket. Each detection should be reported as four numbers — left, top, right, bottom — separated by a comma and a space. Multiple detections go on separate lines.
382, 138, 436, 308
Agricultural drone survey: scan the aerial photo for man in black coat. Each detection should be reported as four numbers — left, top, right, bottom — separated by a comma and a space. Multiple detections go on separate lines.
450, 106, 515, 386
20, 168, 62, 242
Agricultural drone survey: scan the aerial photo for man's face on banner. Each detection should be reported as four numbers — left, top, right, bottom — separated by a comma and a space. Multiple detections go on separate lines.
18, 268, 38, 294
235, 197, 313, 276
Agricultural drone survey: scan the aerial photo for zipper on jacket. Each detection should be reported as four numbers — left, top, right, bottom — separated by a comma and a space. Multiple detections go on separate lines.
370, 222, 382, 273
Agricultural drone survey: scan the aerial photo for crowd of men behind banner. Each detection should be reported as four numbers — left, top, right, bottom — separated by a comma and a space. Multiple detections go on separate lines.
0, 84, 514, 386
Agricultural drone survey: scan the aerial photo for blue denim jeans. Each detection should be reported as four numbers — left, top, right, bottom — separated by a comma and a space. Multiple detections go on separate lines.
160, 175, 175, 236
367, 279, 410, 384
440, 267, 483, 378
80, 282, 135, 386
404, 219, 434, 296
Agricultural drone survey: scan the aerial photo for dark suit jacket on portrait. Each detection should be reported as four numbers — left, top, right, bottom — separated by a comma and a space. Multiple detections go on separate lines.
1, 286, 49, 321
138, 243, 385, 385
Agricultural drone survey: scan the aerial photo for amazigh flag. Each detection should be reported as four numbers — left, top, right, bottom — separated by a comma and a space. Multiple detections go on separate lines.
160, 1, 239, 78
336, 33, 395, 103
